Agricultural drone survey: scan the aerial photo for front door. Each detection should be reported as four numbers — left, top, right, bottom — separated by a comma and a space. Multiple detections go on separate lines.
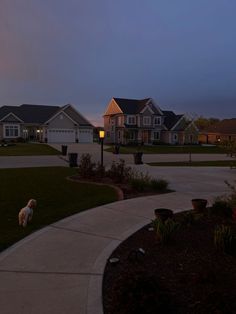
142, 131, 150, 144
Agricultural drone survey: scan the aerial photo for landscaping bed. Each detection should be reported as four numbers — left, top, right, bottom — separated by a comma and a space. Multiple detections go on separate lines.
103, 210, 236, 314
72, 154, 171, 200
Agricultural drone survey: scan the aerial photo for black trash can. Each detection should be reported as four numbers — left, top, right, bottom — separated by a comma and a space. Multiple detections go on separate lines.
68, 153, 78, 167
113, 143, 120, 154
61, 145, 68, 156
133, 152, 143, 164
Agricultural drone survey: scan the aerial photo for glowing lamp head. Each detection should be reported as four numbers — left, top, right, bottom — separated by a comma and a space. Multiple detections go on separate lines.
99, 130, 105, 139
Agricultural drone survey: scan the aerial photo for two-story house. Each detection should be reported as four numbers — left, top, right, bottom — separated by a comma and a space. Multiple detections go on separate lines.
103, 97, 198, 145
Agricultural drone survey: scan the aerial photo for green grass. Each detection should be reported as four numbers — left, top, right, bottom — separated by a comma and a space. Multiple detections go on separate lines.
0, 167, 118, 251
0, 143, 60, 156
105, 145, 226, 154
148, 160, 236, 167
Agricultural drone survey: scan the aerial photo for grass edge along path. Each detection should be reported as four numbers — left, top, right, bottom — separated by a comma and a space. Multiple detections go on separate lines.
105, 145, 226, 154
148, 160, 236, 167
0, 167, 118, 252
0, 143, 60, 156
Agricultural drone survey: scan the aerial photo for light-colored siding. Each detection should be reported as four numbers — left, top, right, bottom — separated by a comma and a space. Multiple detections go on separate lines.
104, 99, 122, 115
48, 113, 75, 128
1, 114, 21, 123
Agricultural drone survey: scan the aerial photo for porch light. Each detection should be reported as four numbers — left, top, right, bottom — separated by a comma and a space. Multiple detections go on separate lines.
36, 129, 40, 133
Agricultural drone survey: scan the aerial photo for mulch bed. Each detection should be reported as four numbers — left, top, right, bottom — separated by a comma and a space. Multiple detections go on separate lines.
103, 211, 236, 314
69, 175, 171, 200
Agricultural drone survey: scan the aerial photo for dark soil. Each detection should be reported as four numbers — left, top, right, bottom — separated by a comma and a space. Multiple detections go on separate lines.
103, 211, 236, 314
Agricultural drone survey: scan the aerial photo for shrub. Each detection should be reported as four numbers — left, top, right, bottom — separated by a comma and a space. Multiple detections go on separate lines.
106, 159, 131, 183
16, 137, 26, 143
209, 198, 232, 218
77, 153, 96, 178
150, 179, 169, 192
129, 171, 151, 192
152, 218, 179, 244
214, 225, 236, 255
224, 180, 236, 210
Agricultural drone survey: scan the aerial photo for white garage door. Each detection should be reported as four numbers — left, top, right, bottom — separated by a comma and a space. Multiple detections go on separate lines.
47, 129, 75, 143
79, 129, 93, 143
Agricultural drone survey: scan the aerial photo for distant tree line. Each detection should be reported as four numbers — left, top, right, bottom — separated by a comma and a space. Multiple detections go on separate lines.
194, 116, 220, 130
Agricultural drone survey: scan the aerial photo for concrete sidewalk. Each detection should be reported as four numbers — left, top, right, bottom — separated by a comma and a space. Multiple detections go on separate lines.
50, 143, 233, 166
0, 143, 233, 169
0, 165, 235, 314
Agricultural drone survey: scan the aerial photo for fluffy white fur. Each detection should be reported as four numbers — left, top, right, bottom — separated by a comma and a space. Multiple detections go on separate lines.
18, 199, 37, 227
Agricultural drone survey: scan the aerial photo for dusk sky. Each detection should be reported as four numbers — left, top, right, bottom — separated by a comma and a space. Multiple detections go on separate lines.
1, 0, 236, 125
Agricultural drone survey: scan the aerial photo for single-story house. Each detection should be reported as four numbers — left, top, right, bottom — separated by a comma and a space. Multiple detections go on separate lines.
103, 97, 198, 145
199, 119, 236, 144
0, 103, 93, 143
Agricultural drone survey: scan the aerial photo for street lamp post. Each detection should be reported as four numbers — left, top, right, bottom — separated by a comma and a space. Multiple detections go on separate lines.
99, 130, 105, 168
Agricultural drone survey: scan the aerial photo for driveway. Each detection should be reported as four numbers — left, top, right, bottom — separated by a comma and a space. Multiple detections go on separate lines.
0, 162, 235, 313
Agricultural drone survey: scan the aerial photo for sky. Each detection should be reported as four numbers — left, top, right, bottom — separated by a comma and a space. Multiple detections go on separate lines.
0, 0, 236, 125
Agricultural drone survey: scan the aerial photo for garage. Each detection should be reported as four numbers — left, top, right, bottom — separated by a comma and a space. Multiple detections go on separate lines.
47, 129, 76, 143
79, 129, 93, 143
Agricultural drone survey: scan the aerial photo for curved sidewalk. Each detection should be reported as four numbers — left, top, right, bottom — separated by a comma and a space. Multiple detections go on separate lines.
0, 166, 235, 314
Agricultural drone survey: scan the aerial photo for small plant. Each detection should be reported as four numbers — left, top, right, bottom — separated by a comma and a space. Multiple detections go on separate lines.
152, 218, 179, 244
77, 153, 96, 178
181, 210, 197, 226
214, 225, 236, 255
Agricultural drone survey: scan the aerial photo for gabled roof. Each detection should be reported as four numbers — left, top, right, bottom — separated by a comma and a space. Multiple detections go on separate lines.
204, 119, 236, 134
162, 111, 184, 130
0, 104, 60, 123
0, 104, 92, 126
113, 98, 162, 115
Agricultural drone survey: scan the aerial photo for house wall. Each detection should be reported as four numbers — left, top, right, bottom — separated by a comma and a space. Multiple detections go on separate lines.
199, 133, 236, 144
139, 109, 153, 127
0, 125, 3, 140
48, 113, 75, 128
160, 131, 171, 144
104, 116, 116, 143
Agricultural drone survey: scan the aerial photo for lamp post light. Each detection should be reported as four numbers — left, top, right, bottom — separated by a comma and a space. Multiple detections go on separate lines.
99, 130, 105, 168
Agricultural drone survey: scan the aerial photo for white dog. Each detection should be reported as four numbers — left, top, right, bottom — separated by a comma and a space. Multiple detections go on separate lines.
18, 199, 37, 227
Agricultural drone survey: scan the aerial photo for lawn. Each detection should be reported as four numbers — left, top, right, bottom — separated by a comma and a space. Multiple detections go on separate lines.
105, 145, 226, 154
0, 143, 60, 156
148, 160, 236, 167
0, 167, 118, 251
